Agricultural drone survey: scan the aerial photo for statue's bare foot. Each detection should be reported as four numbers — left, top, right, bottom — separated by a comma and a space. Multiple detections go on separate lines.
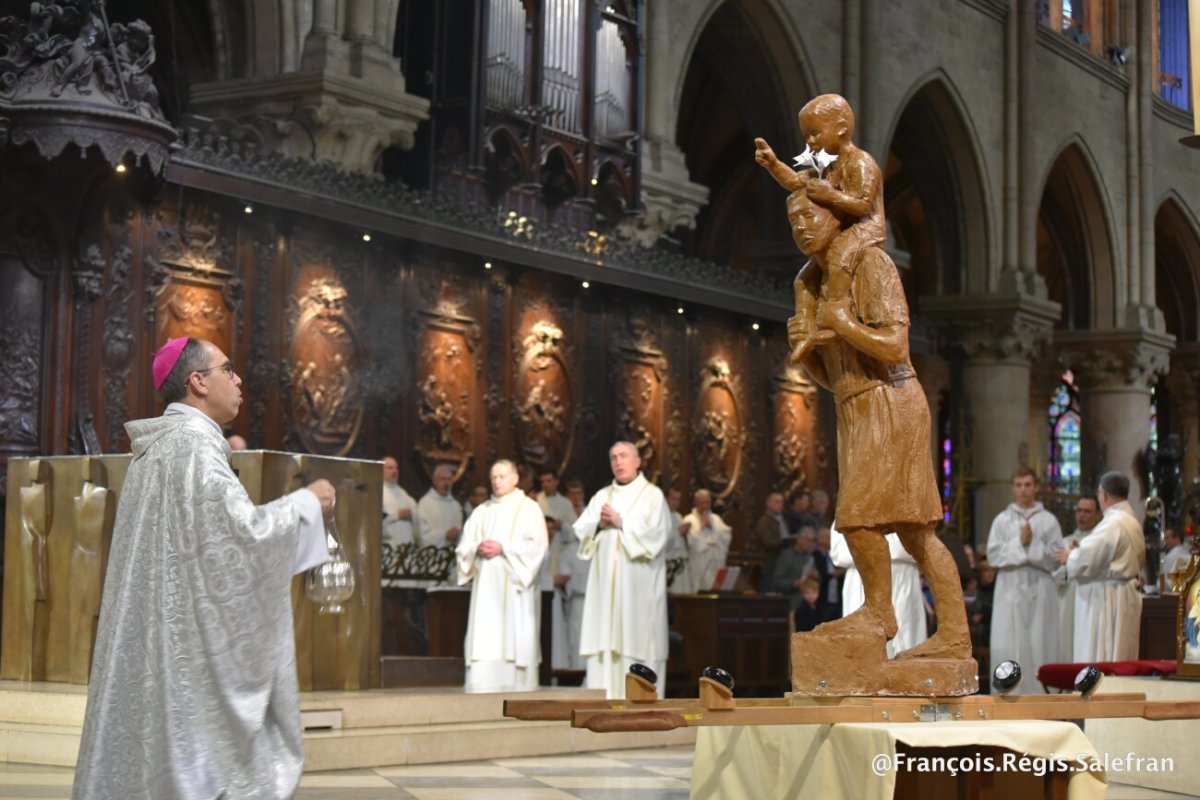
809, 607, 896, 641
893, 631, 971, 661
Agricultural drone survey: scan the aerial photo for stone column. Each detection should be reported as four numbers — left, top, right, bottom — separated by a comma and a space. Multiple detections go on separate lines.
924, 293, 1060, 546
621, 2, 710, 247
1058, 330, 1173, 510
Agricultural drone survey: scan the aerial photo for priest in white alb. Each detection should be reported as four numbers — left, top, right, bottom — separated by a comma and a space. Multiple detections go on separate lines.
74, 337, 333, 800
417, 462, 463, 548
1055, 471, 1146, 662
830, 524, 926, 657
456, 459, 548, 692
681, 488, 732, 592
987, 467, 1063, 693
574, 441, 671, 697
382, 455, 417, 548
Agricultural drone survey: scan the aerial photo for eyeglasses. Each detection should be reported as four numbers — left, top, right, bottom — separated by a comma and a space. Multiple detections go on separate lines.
195, 361, 236, 379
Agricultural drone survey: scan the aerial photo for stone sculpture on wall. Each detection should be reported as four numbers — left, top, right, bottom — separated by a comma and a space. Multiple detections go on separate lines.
288, 274, 363, 457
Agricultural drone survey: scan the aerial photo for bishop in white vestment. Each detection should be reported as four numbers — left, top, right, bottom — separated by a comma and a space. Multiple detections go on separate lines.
830, 525, 926, 657
456, 460, 548, 692
574, 442, 671, 698
74, 337, 331, 800
987, 470, 1063, 694
1059, 472, 1145, 662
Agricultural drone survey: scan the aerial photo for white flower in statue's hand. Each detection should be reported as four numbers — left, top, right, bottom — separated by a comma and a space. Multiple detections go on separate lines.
813, 148, 837, 176
792, 146, 838, 178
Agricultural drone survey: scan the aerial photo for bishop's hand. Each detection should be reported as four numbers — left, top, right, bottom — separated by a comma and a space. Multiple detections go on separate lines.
307, 479, 336, 516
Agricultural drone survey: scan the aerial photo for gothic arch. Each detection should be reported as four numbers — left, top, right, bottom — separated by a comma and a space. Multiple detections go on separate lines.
670, 0, 817, 128
1154, 195, 1200, 343
1035, 138, 1118, 330
880, 72, 994, 308
673, 0, 816, 272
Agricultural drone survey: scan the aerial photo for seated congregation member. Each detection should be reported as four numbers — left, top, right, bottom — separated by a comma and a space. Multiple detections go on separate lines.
771, 527, 819, 611
830, 525, 926, 657
755, 491, 789, 592
681, 488, 732, 592
794, 578, 827, 632
456, 459, 547, 692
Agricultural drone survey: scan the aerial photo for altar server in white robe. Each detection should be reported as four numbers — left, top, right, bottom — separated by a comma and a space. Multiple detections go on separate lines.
681, 489, 732, 592
382, 455, 417, 548
456, 459, 548, 692
74, 337, 332, 800
1056, 471, 1145, 662
987, 467, 1063, 693
830, 524, 927, 657
574, 441, 671, 697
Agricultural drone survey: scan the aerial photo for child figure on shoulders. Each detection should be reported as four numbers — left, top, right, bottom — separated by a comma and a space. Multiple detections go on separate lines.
755, 94, 886, 361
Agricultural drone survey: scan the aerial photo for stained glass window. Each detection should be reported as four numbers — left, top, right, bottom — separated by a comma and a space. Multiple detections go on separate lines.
1048, 371, 1082, 493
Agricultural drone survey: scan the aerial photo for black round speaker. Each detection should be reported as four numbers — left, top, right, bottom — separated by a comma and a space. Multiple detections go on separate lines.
1074, 665, 1103, 698
629, 662, 657, 685
702, 665, 735, 690
991, 660, 1022, 694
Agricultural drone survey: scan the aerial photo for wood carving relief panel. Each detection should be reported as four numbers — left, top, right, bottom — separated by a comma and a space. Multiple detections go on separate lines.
513, 299, 575, 474
155, 269, 237, 356
287, 255, 364, 457
614, 313, 666, 484
415, 275, 478, 482
693, 356, 745, 499
0, 256, 44, 449
772, 363, 819, 500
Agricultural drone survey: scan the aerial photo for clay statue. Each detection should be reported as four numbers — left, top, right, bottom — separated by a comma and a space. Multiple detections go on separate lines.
756, 95, 975, 695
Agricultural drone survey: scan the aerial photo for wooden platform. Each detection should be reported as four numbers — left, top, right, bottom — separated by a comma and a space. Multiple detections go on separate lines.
0, 681, 695, 770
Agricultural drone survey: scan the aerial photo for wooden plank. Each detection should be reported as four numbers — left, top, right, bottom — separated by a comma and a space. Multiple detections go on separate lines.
505, 696, 786, 721
567, 694, 1200, 732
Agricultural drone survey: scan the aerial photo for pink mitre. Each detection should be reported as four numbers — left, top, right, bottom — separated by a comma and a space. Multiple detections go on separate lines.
152, 337, 189, 389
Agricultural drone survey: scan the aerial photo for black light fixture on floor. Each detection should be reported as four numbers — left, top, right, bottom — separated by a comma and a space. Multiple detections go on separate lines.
992, 660, 1022, 694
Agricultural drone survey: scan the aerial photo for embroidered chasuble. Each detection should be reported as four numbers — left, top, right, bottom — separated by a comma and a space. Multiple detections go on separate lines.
74, 405, 327, 800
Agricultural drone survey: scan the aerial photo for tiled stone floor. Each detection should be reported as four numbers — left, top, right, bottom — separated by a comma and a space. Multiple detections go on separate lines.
3, 747, 1193, 799
1, 747, 694, 799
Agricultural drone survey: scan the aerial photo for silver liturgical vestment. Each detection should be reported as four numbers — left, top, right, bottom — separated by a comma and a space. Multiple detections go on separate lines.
73, 406, 326, 800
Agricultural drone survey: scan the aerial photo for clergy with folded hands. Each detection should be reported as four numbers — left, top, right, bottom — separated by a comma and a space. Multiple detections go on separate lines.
456, 459, 548, 692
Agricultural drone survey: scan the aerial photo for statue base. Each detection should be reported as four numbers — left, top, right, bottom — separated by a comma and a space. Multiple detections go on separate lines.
790, 625, 979, 697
